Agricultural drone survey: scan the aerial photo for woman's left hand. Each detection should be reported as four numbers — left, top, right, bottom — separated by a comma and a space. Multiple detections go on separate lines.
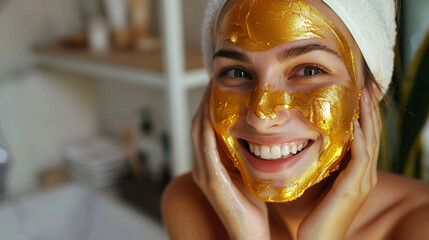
297, 84, 382, 240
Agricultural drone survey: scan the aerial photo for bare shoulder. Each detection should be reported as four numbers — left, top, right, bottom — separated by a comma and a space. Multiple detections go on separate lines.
373, 171, 429, 200
161, 173, 228, 240
353, 171, 429, 239
375, 171, 429, 207
376, 171, 429, 239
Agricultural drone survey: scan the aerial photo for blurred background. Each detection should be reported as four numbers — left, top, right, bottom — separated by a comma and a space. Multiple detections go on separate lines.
0, 0, 427, 239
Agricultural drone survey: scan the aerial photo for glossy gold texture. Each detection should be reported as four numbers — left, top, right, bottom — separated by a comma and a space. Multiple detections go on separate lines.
216, 0, 356, 83
211, 85, 360, 201
211, 0, 361, 202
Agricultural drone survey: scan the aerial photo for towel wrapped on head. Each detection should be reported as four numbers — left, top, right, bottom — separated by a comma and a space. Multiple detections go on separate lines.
201, 0, 397, 94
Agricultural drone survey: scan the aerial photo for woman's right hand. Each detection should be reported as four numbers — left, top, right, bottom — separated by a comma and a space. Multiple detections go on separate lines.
191, 81, 270, 240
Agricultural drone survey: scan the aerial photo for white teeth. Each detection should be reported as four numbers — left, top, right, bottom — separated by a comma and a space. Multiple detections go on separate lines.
304, 141, 308, 148
249, 144, 254, 154
290, 145, 298, 154
261, 146, 270, 159
254, 145, 261, 156
248, 140, 310, 160
271, 146, 281, 159
281, 144, 290, 156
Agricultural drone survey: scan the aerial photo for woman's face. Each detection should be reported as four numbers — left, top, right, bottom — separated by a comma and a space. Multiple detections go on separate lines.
210, 0, 365, 202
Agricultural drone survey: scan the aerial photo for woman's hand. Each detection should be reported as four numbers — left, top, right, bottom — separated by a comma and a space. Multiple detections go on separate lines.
191, 81, 270, 240
297, 84, 382, 240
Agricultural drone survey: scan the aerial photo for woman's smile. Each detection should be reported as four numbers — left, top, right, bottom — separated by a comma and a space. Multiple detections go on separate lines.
247, 139, 310, 160
239, 138, 316, 173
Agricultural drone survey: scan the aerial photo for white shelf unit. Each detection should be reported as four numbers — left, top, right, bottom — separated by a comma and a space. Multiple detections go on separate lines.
33, 0, 209, 177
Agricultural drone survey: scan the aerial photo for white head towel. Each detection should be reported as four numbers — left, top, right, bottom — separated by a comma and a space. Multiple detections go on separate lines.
201, 0, 397, 93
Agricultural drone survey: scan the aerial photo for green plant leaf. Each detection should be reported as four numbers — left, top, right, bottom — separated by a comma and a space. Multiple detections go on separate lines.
398, 30, 429, 176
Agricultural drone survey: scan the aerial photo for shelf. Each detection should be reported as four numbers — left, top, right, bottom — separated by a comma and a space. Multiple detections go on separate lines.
32, 0, 208, 177
33, 44, 208, 90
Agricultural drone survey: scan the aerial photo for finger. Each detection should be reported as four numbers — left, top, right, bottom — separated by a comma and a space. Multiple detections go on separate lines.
194, 104, 231, 185
192, 102, 209, 182
369, 87, 381, 139
369, 97, 380, 149
201, 137, 260, 213
191, 114, 205, 182
371, 83, 382, 140
336, 120, 369, 188
370, 84, 382, 180
359, 89, 378, 181
367, 85, 381, 153
362, 93, 379, 182
360, 89, 377, 151
192, 79, 212, 128
202, 110, 226, 175
308, 121, 370, 234
197, 79, 213, 113
201, 114, 245, 191
362, 95, 380, 186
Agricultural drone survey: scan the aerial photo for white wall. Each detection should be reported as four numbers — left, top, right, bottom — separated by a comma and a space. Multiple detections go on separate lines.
0, 70, 97, 195
0, 0, 97, 195
0, 0, 81, 78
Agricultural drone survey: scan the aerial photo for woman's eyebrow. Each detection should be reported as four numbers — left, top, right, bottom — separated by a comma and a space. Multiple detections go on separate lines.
212, 44, 340, 62
277, 43, 341, 62
213, 49, 250, 62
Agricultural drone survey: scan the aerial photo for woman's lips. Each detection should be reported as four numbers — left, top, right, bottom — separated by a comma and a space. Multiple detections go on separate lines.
239, 139, 314, 173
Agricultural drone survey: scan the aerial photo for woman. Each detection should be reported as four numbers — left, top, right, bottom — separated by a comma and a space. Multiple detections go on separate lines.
162, 0, 429, 239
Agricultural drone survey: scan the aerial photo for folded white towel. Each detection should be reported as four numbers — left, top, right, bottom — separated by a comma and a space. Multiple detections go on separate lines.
201, 0, 228, 74
322, 0, 396, 93
201, 0, 397, 93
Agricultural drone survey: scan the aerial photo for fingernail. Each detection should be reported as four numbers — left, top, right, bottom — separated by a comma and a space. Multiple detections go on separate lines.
354, 120, 360, 127
362, 89, 369, 104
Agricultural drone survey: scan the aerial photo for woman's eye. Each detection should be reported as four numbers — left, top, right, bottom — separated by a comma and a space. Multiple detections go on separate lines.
296, 66, 324, 77
215, 67, 252, 87
222, 68, 251, 79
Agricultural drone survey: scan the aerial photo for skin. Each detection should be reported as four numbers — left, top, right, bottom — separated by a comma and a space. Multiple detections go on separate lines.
162, 0, 429, 239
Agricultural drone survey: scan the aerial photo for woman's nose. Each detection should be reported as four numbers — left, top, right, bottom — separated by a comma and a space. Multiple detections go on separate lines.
246, 81, 292, 132
246, 108, 290, 133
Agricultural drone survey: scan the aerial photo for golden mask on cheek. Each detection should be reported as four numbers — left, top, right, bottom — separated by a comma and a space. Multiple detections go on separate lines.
211, 0, 361, 202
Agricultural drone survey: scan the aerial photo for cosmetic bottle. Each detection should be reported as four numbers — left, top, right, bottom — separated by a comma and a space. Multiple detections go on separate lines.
88, 16, 110, 53
103, 0, 131, 49
138, 110, 165, 187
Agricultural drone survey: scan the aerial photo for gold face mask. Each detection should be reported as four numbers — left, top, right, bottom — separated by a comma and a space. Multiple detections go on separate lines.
210, 0, 361, 202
